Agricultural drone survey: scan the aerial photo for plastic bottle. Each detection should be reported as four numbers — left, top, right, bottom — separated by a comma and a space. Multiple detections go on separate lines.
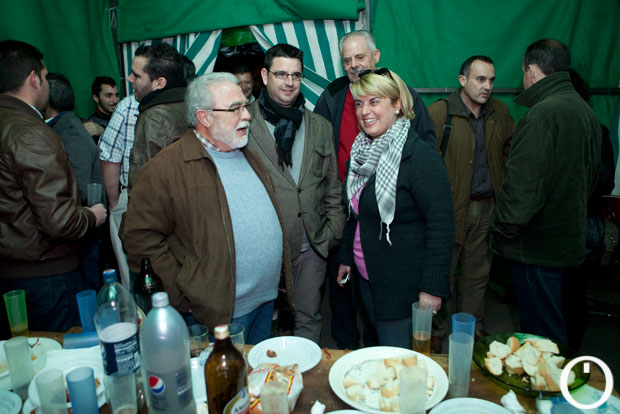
139, 292, 196, 414
205, 324, 250, 414
95, 269, 140, 414
134, 258, 164, 316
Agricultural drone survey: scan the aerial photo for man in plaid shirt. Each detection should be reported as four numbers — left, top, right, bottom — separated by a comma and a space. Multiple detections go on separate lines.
99, 94, 139, 289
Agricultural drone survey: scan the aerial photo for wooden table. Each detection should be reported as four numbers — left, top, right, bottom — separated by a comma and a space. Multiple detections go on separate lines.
32, 330, 614, 414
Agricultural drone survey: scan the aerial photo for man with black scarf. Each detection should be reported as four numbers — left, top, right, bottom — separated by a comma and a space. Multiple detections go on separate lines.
127, 43, 188, 190
247, 44, 345, 344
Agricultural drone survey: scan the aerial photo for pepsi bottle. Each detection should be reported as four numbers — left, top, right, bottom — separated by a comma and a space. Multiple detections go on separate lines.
140, 292, 196, 414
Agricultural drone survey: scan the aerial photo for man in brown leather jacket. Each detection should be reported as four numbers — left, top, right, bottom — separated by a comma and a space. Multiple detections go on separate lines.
0, 40, 106, 332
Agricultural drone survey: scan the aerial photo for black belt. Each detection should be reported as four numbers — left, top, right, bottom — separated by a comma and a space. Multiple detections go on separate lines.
470, 194, 493, 201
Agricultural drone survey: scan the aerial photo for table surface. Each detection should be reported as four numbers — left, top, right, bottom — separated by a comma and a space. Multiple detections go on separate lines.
29, 329, 615, 414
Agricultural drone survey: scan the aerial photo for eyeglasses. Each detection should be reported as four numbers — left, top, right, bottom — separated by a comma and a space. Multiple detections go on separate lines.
269, 70, 304, 81
358, 67, 393, 80
207, 102, 251, 115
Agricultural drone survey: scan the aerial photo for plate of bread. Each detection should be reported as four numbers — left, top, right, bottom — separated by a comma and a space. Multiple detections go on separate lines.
328, 346, 448, 413
472, 332, 589, 397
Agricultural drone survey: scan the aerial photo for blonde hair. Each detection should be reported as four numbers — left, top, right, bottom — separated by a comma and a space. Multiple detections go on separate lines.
350, 68, 415, 120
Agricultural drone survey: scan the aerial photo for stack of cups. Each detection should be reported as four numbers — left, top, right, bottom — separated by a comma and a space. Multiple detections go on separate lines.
448, 313, 475, 397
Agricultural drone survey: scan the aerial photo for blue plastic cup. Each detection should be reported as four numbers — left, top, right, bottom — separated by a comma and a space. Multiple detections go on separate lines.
452, 312, 475, 338
67, 367, 99, 414
76, 290, 97, 332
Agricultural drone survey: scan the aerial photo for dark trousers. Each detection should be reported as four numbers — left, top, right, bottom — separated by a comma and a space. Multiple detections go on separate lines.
1, 269, 85, 333
511, 262, 571, 345
327, 250, 378, 349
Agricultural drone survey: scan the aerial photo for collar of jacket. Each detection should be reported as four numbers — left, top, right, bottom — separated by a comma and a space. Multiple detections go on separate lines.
0, 94, 44, 120
139, 86, 187, 113
514, 71, 573, 108
446, 89, 494, 118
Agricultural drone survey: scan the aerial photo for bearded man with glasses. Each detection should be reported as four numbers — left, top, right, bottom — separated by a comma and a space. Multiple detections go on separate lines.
123, 73, 292, 343
247, 44, 345, 344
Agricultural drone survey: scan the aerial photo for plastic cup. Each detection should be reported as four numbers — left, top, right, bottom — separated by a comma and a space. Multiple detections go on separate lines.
452, 312, 475, 338
87, 183, 102, 206
76, 290, 97, 332
36, 368, 68, 414
399, 365, 427, 414
448, 332, 474, 397
63, 331, 100, 349
67, 367, 99, 414
3, 290, 29, 337
228, 323, 245, 356
412, 302, 433, 355
4, 336, 34, 400
188, 324, 209, 358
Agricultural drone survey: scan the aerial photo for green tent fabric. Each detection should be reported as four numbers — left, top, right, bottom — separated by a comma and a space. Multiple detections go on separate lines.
372, 0, 620, 129
122, 31, 223, 95
0, 0, 119, 119
250, 19, 362, 110
116, 0, 365, 43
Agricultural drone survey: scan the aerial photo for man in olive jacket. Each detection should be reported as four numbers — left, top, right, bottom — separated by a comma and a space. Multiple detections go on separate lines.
248, 44, 344, 344
428, 56, 514, 351
491, 39, 600, 344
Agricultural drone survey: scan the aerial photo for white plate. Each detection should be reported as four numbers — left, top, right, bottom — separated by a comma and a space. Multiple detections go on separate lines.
248, 336, 321, 373
28, 355, 105, 408
328, 346, 449, 413
326, 411, 366, 414
0, 390, 22, 414
429, 397, 511, 413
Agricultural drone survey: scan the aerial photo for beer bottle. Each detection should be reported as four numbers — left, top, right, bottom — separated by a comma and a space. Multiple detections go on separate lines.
134, 258, 164, 316
205, 325, 250, 414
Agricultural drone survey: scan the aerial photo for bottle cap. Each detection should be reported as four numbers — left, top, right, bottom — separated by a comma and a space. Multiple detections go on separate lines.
151, 292, 169, 308
102, 269, 118, 284
214, 324, 230, 339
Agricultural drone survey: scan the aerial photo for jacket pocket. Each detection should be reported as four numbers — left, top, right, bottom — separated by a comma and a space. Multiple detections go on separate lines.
312, 145, 332, 178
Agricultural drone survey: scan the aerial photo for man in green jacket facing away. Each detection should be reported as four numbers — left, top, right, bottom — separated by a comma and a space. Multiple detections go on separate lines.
491, 39, 600, 345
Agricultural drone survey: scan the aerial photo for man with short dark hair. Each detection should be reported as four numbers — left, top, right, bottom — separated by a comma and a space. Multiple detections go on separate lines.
127, 43, 187, 189
247, 44, 345, 344
123, 73, 292, 343
232, 65, 255, 103
491, 39, 601, 344
428, 56, 514, 351
89, 76, 118, 131
45, 72, 105, 290
314, 30, 437, 349
0, 40, 106, 331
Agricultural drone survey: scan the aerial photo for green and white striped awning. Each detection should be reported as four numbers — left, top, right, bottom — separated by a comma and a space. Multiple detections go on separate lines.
120, 17, 362, 109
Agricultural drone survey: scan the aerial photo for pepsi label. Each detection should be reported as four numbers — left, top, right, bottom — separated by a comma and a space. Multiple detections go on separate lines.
146, 365, 193, 412
99, 322, 140, 376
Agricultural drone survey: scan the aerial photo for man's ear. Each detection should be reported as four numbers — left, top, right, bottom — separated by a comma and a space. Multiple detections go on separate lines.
93, 94, 100, 104
28, 70, 40, 90
153, 76, 167, 90
261, 68, 269, 86
458, 74, 467, 88
196, 109, 211, 128
373, 48, 381, 66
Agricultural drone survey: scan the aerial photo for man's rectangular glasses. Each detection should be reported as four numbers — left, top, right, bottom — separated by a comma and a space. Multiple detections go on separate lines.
269, 70, 304, 81
207, 102, 251, 114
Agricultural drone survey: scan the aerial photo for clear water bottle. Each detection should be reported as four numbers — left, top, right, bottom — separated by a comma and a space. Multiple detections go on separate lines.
95, 269, 140, 414
140, 292, 196, 414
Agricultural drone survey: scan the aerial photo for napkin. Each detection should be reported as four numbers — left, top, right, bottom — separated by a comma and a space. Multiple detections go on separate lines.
310, 400, 326, 414
501, 390, 526, 413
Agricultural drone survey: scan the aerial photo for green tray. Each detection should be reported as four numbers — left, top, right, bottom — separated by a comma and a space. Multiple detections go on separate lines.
472, 332, 589, 397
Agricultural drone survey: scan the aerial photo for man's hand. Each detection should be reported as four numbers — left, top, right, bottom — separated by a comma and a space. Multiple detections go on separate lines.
337, 264, 351, 287
419, 291, 442, 313
83, 121, 104, 137
88, 203, 107, 227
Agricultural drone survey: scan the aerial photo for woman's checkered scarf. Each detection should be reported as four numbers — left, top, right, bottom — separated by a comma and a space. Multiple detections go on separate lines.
346, 117, 410, 246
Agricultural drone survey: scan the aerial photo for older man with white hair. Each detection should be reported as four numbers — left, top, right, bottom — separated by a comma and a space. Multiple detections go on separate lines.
122, 73, 292, 343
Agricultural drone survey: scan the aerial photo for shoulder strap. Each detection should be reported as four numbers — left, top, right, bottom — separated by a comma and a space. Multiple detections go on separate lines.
440, 99, 451, 157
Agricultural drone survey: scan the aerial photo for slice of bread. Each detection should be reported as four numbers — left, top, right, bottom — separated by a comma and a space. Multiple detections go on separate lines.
521, 343, 541, 377
523, 337, 560, 354
541, 358, 575, 392
505, 354, 524, 375
402, 354, 418, 367
530, 371, 548, 391
345, 384, 366, 400
485, 356, 503, 376
507, 336, 521, 353
489, 340, 513, 360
